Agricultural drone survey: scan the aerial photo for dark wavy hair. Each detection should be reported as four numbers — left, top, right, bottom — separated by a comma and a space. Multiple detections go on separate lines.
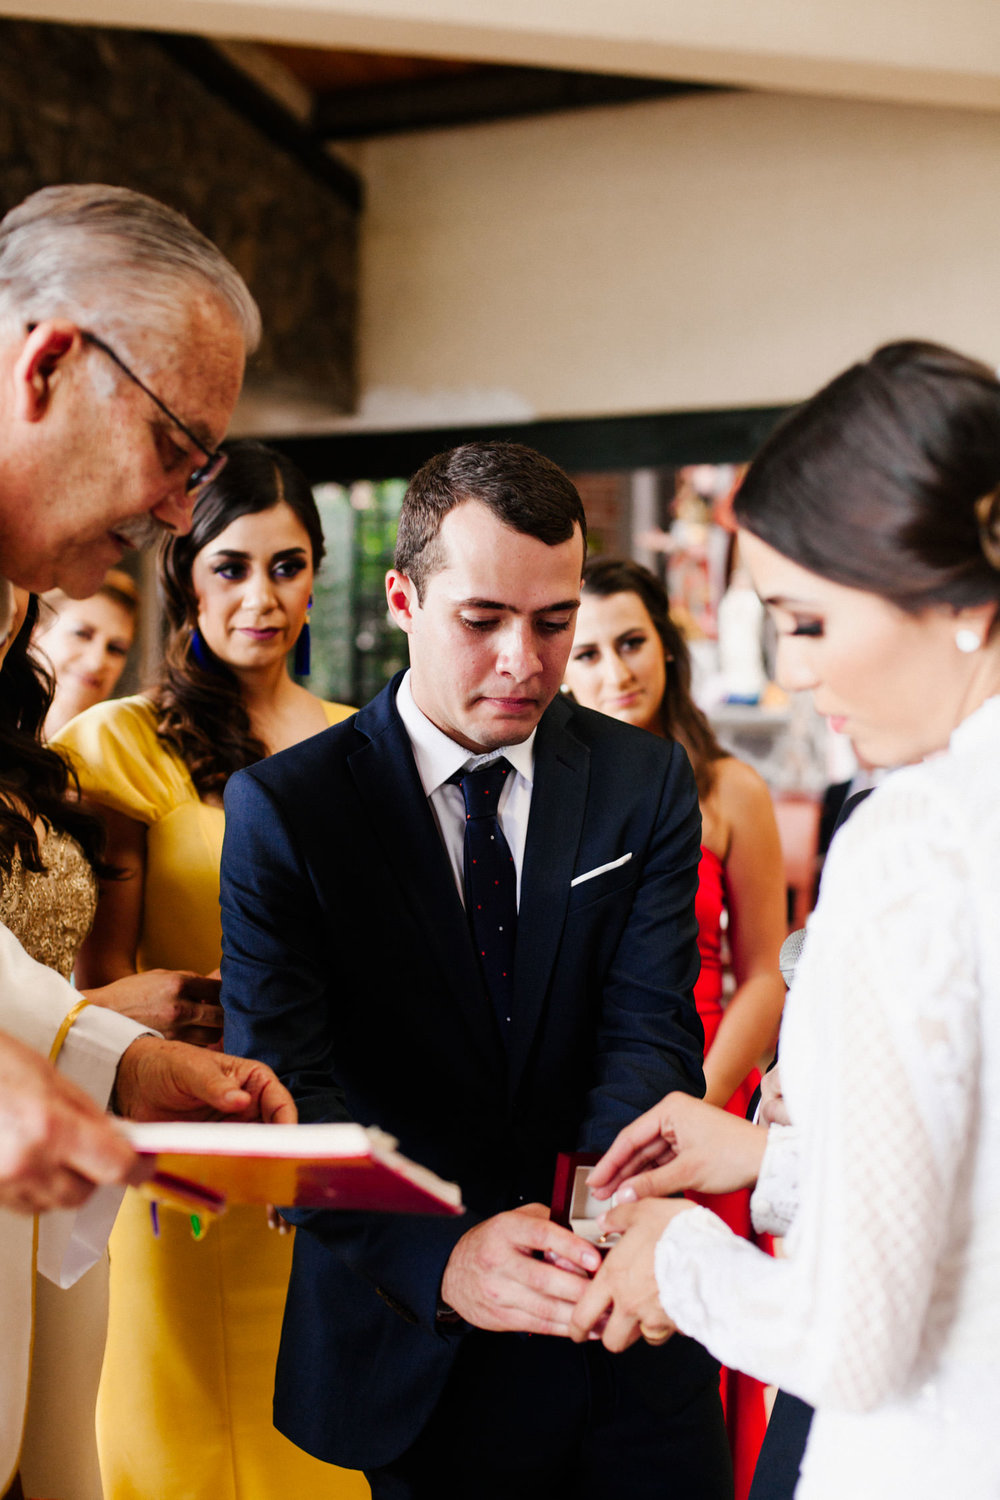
580, 557, 728, 799
734, 340, 1000, 613
153, 439, 326, 800
0, 595, 115, 882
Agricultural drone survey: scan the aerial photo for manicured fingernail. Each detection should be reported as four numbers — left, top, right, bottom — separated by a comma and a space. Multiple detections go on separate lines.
616, 1183, 637, 1203
582, 1250, 600, 1272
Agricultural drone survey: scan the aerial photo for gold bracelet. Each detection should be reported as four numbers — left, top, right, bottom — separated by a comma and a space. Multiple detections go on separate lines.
47, 996, 92, 1064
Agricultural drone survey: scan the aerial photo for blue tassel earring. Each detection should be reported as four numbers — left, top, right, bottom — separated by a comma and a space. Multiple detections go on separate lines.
294, 597, 313, 677
190, 625, 213, 672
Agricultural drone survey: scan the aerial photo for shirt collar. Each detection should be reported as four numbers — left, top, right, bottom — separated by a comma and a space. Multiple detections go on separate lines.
395, 669, 536, 798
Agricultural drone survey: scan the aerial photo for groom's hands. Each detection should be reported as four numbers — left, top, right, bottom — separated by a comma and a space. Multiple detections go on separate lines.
440, 1204, 602, 1334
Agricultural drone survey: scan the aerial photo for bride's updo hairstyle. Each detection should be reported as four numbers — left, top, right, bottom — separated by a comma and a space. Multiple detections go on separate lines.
733, 340, 1000, 614
154, 439, 325, 800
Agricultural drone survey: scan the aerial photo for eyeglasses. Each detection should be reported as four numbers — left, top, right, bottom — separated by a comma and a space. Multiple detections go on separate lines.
80, 331, 227, 496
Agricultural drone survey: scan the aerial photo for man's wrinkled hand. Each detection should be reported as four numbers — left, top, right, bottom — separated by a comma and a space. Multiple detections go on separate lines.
440, 1204, 602, 1335
87, 970, 223, 1047
113, 1037, 297, 1124
0, 1029, 141, 1214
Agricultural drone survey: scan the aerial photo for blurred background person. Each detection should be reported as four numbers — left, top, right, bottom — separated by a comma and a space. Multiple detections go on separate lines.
572, 340, 1000, 1500
34, 569, 140, 739
56, 439, 363, 1500
563, 556, 786, 1499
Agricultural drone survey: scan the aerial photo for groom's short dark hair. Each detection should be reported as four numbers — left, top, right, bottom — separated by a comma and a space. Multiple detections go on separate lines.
395, 441, 587, 601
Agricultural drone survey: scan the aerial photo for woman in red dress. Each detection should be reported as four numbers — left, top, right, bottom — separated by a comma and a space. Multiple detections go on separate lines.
564, 557, 787, 1500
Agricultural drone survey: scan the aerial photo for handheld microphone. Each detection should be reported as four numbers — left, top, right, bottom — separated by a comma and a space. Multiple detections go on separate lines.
779, 928, 806, 988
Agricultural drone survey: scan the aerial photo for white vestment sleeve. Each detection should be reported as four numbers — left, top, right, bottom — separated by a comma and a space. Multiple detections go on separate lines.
0, 922, 151, 1482
0, 922, 151, 1285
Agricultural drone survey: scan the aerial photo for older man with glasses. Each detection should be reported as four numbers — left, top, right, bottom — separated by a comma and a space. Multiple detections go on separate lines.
0, 183, 295, 1496
79, 330, 229, 494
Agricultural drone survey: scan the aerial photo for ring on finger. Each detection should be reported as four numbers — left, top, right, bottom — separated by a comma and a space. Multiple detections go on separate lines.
639, 1322, 671, 1345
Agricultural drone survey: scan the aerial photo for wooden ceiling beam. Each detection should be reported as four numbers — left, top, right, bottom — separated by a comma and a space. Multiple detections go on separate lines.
155, 32, 363, 207
311, 67, 725, 140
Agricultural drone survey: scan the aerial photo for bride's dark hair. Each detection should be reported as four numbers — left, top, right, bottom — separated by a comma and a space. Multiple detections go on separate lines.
734, 339, 1000, 613
0, 596, 114, 881
153, 439, 326, 801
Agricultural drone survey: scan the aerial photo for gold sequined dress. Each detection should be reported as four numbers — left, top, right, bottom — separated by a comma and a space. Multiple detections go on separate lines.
0, 827, 98, 980
2, 826, 108, 1500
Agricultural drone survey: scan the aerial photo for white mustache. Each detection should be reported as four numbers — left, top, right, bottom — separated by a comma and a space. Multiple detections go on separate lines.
114, 512, 170, 551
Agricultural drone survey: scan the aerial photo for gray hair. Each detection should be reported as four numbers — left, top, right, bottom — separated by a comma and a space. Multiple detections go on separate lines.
0, 184, 261, 358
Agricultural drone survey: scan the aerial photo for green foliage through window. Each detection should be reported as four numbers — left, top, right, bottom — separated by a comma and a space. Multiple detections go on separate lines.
295, 479, 409, 708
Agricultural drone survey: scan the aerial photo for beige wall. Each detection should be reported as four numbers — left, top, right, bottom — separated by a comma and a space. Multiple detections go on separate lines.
336, 88, 1000, 428
7, 0, 998, 429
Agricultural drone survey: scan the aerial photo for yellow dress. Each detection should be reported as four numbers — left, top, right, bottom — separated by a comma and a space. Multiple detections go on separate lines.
56, 695, 369, 1500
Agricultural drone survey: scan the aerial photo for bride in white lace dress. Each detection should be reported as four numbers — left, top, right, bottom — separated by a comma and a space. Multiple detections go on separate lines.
568, 340, 1000, 1499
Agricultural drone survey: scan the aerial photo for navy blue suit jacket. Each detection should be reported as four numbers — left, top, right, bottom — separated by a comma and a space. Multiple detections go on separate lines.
220, 676, 707, 1469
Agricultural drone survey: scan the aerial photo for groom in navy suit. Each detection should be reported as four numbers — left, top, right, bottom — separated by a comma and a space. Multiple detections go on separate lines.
220, 442, 732, 1498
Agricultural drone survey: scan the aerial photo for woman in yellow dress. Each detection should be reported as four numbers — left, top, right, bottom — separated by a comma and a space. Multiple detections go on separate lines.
56, 440, 368, 1500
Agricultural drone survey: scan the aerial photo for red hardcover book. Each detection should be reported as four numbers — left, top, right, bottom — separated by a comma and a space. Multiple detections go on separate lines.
120, 1121, 464, 1219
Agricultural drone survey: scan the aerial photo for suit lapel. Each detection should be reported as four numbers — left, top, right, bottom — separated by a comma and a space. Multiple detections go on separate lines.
348, 681, 503, 1076
508, 700, 589, 1091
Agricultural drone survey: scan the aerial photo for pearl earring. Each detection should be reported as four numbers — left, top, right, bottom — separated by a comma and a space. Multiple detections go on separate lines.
955, 628, 982, 654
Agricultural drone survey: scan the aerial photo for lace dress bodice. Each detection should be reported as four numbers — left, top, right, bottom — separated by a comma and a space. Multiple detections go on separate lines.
0, 826, 97, 980
653, 695, 1000, 1498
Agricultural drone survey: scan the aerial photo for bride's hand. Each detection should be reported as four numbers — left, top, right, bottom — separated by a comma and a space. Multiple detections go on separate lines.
568, 1198, 694, 1350
587, 1091, 768, 1202
759, 1063, 791, 1127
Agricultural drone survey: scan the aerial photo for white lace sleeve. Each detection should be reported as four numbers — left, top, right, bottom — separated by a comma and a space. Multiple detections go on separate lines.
750, 1124, 800, 1236
653, 772, 981, 1412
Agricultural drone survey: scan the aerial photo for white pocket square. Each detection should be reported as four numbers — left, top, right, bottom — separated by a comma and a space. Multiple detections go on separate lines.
570, 852, 633, 888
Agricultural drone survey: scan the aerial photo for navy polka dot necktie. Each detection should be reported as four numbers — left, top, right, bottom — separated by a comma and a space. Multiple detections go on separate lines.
454, 758, 517, 1037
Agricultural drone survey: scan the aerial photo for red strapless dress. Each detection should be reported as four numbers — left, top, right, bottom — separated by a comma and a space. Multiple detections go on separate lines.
691, 845, 770, 1500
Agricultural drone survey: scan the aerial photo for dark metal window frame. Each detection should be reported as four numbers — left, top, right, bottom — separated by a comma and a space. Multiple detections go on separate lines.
268, 405, 792, 487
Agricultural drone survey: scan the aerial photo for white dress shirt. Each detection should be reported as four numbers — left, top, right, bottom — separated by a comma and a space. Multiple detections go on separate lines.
395, 670, 535, 907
